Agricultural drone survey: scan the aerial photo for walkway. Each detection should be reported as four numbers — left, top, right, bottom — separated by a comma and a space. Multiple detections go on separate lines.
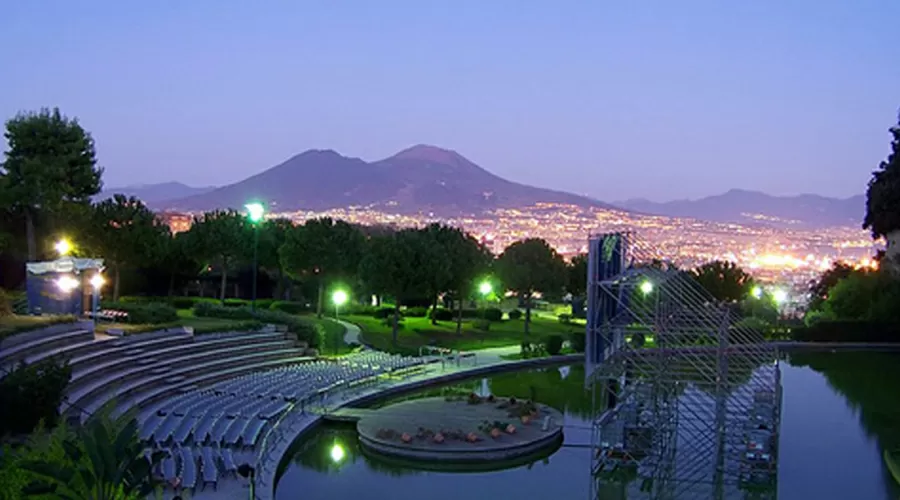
337, 319, 362, 345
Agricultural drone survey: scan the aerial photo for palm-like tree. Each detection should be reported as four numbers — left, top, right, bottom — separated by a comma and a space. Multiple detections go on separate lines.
21, 414, 164, 499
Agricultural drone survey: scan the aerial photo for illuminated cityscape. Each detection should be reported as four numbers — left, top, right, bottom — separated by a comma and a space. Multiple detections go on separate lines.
157, 202, 881, 300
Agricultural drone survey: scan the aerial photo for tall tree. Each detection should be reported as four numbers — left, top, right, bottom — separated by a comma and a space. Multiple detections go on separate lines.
184, 210, 250, 301
690, 260, 754, 302
808, 262, 855, 311
567, 253, 588, 298
864, 111, 900, 243
155, 231, 200, 297
358, 230, 430, 345
259, 218, 294, 300
85, 195, 168, 301
0, 108, 103, 260
442, 226, 492, 333
280, 217, 365, 318
417, 224, 456, 324
495, 238, 567, 335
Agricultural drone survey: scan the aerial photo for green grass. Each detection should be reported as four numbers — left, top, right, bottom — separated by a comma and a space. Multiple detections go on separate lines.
346, 314, 582, 354
0, 315, 78, 342
95, 309, 261, 336
306, 316, 352, 356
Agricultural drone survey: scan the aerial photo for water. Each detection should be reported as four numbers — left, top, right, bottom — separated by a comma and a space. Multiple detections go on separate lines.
275, 352, 900, 500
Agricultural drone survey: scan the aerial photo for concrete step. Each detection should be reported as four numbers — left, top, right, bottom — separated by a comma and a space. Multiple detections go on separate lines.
1, 328, 93, 367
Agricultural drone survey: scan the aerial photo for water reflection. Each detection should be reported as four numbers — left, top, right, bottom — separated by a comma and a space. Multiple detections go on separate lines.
275, 353, 900, 500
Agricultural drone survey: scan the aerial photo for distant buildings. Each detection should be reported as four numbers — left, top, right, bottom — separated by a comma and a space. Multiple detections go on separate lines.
157, 212, 193, 234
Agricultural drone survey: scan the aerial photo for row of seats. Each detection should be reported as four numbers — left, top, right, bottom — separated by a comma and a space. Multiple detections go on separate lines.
152, 443, 243, 493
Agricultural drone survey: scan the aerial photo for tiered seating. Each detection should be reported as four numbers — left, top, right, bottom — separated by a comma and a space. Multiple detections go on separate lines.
0, 321, 95, 371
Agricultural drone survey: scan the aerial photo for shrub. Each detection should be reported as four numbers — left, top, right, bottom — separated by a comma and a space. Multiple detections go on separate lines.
519, 341, 547, 359
194, 302, 319, 345
569, 331, 586, 353
508, 309, 522, 320
545, 334, 564, 355
349, 304, 377, 316
104, 301, 178, 324
0, 357, 72, 435
167, 296, 196, 309
791, 319, 900, 343
430, 308, 455, 322
269, 301, 309, 315
558, 313, 572, 324
374, 307, 397, 319
482, 308, 503, 322
254, 299, 275, 310
223, 298, 249, 308
473, 318, 491, 332
0, 289, 11, 317
405, 307, 429, 317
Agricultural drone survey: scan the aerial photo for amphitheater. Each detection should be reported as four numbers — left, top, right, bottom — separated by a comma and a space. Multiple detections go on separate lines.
0, 320, 438, 498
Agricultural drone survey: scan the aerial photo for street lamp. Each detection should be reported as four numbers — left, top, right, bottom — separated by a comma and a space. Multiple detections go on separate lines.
478, 281, 492, 296
245, 202, 265, 312
750, 285, 762, 299
639, 280, 654, 295
332, 290, 348, 319
55, 238, 72, 256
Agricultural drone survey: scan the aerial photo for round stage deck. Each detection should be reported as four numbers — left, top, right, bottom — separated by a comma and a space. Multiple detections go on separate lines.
357, 396, 564, 464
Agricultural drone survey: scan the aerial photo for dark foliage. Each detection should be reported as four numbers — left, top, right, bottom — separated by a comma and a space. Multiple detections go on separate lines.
508, 309, 522, 320
792, 320, 900, 343
100, 301, 178, 324
482, 308, 503, 322
544, 334, 564, 355
0, 358, 72, 435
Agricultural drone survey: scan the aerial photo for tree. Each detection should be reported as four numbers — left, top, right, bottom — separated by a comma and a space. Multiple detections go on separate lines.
358, 230, 430, 345
85, 195, 168, 301
495, 238, 567, 335
822, 270, 900, 322
155, 231, 200, 297
441, 227, 492, 333
864, 111, 900, 240
184, 210, 250, 301
690, 260, 754, 302
258, 218, 294, 300
416, 224, 456, 324
567, 253, 588, 298
21, 413, 164, 499
0, 108, 103, 260
808, 262, 855, 311
280, 218, 365, 318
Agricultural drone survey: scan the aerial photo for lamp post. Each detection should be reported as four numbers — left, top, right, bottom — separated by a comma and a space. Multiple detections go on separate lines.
55, 238, 72, 257
90, 274, 104, 321
245, 202, 265, 312
332, 290, 349, 355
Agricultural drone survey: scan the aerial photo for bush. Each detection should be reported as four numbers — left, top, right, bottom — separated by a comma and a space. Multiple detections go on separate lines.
254, 299, 275, 310
791, 319, 900, 343
0, 357, 72, 435
508, 309, 522, 320
269, 301, 309, 315
473, 318, 491, 332
519, 341, 546, 359
430, 308, 455, 322
404, 307, 429, 318
734, 316, 771, 336
558, 313, 572, 324
104, 301, 178, 324
569, 331, 586, 353
193, 302, 319, 346
168, 296, 197, 309
545, 334, 564, 355
482, 307, 503, 322
374, 307, 396, 319
0, 289, 11, 317
223, 298, 249, 308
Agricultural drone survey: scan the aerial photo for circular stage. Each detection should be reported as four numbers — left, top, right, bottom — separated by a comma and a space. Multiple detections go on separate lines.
357, 396, 564, 465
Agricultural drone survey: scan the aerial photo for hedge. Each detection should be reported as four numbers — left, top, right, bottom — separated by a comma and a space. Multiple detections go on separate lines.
102, 301, 178, 324
790, 319, 900, 343
193, 302, 319, 346
508, 309, 522, 320
269, 301, 311, 315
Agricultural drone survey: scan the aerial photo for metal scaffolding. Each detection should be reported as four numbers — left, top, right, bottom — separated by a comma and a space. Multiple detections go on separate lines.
585, 232, 782, 500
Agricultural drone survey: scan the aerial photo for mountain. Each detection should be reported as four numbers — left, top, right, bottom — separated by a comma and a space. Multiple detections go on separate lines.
100, 182, 216, 205
164, 145, 615, 214
615, 189, 865, 228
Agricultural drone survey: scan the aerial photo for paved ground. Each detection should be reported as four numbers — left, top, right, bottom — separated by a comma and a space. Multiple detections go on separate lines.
337, 319, 362, 345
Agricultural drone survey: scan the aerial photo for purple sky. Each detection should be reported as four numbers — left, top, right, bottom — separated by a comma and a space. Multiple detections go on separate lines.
1, 1, 898, 202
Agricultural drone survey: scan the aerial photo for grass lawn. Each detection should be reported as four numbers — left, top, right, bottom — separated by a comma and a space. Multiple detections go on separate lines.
347, 314, 583, 354
94, 309, 262, 336
0, 315, 78, 342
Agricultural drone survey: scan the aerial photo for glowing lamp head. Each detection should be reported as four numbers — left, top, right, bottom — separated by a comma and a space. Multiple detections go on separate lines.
244, 202, 265, 223
55, 239, 72, 256
90, 274, 105, 289
56, 275, 79, 293
772, 289, 788, 305
639, 280, 654, 295
330, 443, 345, 463
750, 286, 762, 299
332, 290, 348, 306
478, 281, 492, 296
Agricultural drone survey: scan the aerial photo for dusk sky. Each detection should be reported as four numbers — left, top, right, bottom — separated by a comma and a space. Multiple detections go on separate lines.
1, 1, 898, 202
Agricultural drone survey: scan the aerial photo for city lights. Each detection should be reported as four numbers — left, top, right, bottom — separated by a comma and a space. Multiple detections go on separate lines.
772, 289, 788, 304
751, 286, 762, 299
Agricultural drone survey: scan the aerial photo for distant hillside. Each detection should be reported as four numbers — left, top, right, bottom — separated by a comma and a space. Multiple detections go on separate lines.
615, 189, 865, 228
100, 182, 216, 205
165, 145, 616, 214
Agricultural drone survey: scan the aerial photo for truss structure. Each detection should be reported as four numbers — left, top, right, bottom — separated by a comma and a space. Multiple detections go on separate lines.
585, 232, 782, 500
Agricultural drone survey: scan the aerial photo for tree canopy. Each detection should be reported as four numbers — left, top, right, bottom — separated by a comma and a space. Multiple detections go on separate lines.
0, 108, 103, 260
566, 253, 588, 298
690, 260, 754, 302
184, 210, 251, 301
863, 112, 900, 240
495, 238, 566, 334
807, 262, 855, 311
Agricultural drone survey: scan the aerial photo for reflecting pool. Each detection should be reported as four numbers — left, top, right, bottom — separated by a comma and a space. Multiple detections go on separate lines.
275, 352, 900, 500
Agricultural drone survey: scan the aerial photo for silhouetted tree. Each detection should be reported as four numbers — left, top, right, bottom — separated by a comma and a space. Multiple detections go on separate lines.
184, 210, 251, 301
495, 238, 566, 335
864, 111, 900, 240
0, 108, 103, 260
567, 253, 588, 298
808, 262, 855, 311
690, 260, 754, 302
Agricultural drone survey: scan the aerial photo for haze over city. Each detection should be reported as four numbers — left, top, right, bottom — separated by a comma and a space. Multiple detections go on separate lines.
2, 1, 899, 201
